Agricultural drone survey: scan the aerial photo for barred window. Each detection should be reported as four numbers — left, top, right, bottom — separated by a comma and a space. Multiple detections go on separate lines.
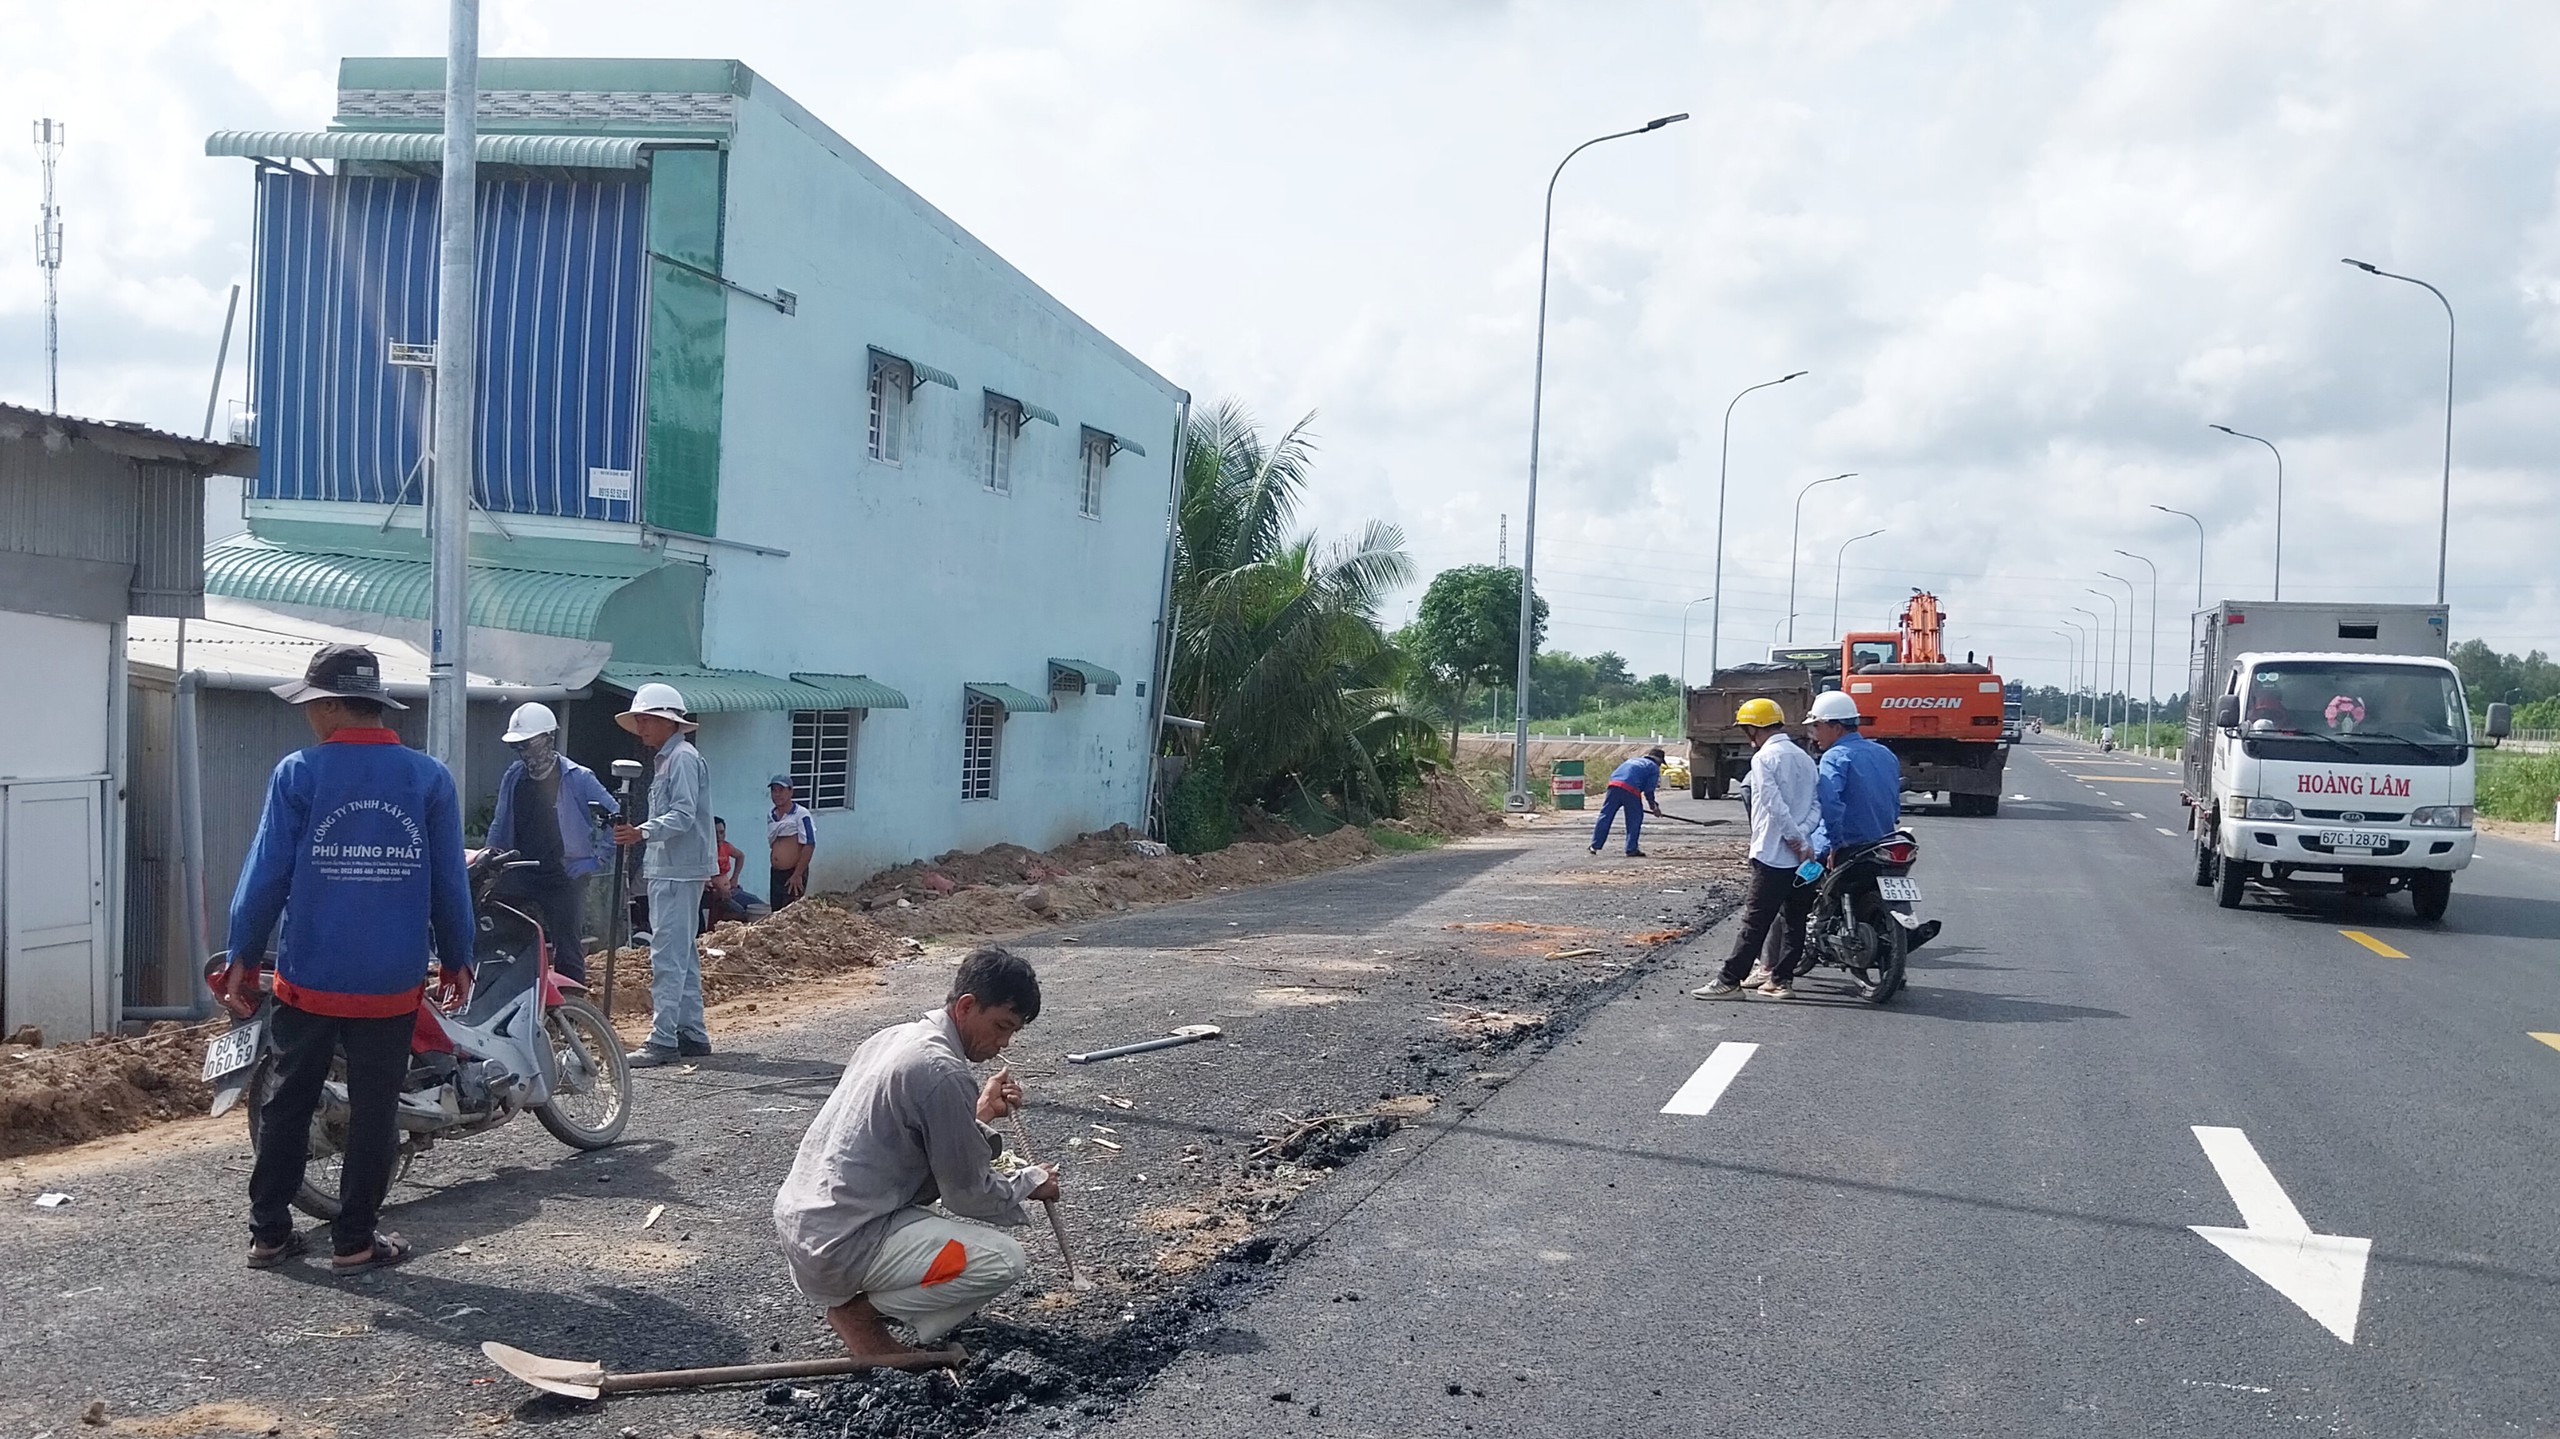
791, 710, 856, 812
867, 354, 910, 464
983, 394, 1021, 494
1079, 431, 1109, 518
962, 695, 1002, 801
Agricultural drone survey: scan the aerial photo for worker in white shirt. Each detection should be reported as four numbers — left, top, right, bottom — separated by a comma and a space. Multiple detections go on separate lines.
1694, 697, 1824, 1000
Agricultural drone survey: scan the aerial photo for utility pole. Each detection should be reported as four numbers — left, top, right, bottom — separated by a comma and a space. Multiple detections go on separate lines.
1497, 513, 1506, 568
426, 1, 479, 783
34, 119, 64, 412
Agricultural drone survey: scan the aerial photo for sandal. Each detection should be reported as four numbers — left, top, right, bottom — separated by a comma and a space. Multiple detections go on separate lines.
246, 1230, 309, 1269
331, 1233, 415, 1275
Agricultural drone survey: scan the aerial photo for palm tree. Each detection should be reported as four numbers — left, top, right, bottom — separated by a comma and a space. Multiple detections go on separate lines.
1169, 400, 1431, 818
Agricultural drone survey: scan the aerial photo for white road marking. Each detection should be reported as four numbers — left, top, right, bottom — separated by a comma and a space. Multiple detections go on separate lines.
1662, 1041, 1759, 1116
2130, 812, 2146, 819
2189, 1126, 2371, 1344
2157, 827, 2177, 837
2111, 800, 2126, 807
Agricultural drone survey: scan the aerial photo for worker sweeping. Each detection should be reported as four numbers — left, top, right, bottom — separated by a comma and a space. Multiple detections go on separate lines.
773, 948, 1062, 1358
1588, 746, 1668, 858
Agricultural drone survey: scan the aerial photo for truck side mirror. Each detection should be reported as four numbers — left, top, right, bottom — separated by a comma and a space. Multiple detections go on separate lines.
2486, 702, 2512, 739
2213, 695, 2240, 729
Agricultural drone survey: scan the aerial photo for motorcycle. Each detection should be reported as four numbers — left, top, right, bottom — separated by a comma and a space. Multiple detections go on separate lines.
201, 849, 632, 1219
1801, 828, 1928, 1004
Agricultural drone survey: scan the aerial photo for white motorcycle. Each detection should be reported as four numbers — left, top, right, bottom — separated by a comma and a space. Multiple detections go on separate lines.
203, 850, 632, 1219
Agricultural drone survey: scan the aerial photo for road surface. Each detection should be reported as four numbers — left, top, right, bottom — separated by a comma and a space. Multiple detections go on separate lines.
1100, 735, 2560, 1437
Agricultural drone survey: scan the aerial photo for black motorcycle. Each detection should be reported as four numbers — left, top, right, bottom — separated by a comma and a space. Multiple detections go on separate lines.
1802, 828, 1929, 1003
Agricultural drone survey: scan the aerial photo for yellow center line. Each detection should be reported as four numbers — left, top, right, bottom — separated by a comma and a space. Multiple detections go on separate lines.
2531, 1032, 2560, 1054
2340, 929, 2409, 959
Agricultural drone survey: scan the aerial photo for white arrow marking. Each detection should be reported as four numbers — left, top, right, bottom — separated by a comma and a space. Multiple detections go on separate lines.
2188, 1125, 2371, 1343
1662, 1042, 1757, 1116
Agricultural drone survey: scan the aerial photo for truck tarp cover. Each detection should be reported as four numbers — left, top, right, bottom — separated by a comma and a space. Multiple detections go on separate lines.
1710, 663, 1812, 684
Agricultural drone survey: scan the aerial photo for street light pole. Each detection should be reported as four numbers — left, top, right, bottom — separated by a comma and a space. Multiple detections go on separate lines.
2151, 503, 2205, 610
2054, 628, 2079, 731
2075, 600, 2111, 733
2115, 550, 2158, 754
2062, 618, 2089, 731
2208, 424, 2282, 600
426, 0, 480, 786
1832, 528, 1885, 640
1676, 594, 1713, 697
1507, 112, 1690, 810
2101, 571, 2136, 732
1786, 472, 1854, 642
1707, 370, 1807, 678
2343, 258, 2457, 606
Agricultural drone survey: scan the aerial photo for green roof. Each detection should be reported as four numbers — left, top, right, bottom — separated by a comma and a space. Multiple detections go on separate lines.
1047, 658, 1121, 695
966, 682, 1055, 715
205, 535, 657, 639
790, 672, 910, 710
205, 130, 711, 169
601, 663, 868, 715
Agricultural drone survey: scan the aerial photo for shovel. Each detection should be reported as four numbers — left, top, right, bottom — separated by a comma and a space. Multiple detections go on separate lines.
1648, 811, 1727, 828
480, 1340, 966, 1400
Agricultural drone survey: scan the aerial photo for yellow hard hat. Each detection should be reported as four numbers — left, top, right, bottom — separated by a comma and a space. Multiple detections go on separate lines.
1735, 697, 1785, 727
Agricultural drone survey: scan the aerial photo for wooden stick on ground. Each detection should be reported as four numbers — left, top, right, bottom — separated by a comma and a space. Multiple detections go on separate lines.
481, 1340, 966, 1400
1008, 1111, 1096, 1291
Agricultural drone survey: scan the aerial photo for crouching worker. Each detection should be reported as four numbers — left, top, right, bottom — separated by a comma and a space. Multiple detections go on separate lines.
773, 948, 1062, 1356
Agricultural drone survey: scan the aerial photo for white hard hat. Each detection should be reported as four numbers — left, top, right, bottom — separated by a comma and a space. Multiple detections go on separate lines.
615, 682, 698, 734
501, 701, 560, 744
1810, 690, 1863, 723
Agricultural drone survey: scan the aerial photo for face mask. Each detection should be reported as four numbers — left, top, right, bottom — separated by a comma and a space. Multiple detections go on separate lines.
513, 732, 559, 780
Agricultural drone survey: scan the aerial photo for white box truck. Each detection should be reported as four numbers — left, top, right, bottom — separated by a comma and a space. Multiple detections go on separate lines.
2182, 601, 2508, 920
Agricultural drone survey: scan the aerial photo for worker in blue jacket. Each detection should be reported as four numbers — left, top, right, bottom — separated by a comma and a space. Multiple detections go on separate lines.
1806, 691, 1902, 856
1589, 746, 1667, 858
224, 645, 473, 1276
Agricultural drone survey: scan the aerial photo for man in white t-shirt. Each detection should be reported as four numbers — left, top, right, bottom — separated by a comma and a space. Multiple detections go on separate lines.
767, 774, 816, 910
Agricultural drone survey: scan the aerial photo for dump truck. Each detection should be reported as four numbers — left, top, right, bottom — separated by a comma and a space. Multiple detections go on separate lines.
2182, 600, 2506, 920
1682, 663, 1817, 800
1840, 591, 2010, 816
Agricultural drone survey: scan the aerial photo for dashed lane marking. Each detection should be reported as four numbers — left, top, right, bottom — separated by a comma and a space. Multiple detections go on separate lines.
1662, 1041, 1759, 1116
2111, 801, 2126, 807
2340, 930, 2409, 959
2157, 827, 2178, 836
2531, 1032, 2560, 1054
2130, 812, 2146, 819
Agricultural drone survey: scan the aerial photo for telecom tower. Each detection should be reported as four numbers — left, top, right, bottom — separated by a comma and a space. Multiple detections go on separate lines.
33, 119, 63, 412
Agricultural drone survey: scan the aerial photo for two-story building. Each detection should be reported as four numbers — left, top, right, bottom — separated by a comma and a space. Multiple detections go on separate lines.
204, 57, 1186, 891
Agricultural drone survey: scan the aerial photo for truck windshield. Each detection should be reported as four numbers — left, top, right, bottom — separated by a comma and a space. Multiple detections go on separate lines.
2240, 661, 2470, 764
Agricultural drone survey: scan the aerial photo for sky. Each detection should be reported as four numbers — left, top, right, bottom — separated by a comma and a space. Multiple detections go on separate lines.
7, 0, 2560, 700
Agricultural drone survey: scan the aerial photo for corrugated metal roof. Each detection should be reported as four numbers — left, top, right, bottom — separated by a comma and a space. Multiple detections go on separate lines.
204, 535, 650, 639
205, 130, 713, 169
1046, 658, 1121, 695
789, 672, 910, 710
598, 662, 848, 715
967, 681, 1056, 714
1019, 401, 1061, 427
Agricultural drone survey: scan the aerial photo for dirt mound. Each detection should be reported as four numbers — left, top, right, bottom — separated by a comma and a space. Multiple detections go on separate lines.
1408, 767, 1503, 833
0, 1022, 220, 1160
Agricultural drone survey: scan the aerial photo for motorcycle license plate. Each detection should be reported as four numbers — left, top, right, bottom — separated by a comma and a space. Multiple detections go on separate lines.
201, 1020, 262, 1081
2319, 830, 2389, 853
1876, 877, 1922, 903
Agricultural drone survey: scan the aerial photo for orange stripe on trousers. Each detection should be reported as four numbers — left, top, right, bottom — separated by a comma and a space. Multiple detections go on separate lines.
919, 1239, 969, 1287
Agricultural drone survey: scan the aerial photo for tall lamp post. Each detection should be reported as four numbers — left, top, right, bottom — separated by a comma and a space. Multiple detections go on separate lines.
1785, 472, 1854, 642
2061, 618, 2090, 731
2054, 627, 2080, 731
1506, 112, 1690, 810
2072, 603, 2108, 733
1706, 370, 1807, 677
2151, 503, 2205, 610
2100, 571, 2137, 734
1676, 594, 1714, 696
2114, 550, 2158, 755
426, 0, 481, 785
1831, 528, 1885, 639
2343, 258, 2456, 605
2208, 424, 2282, 599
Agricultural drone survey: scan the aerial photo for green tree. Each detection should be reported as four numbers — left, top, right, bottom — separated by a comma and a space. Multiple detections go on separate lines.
1407, 563, 1547, 755
1169, 400, 1435, 823
1530, 650, 1598, 718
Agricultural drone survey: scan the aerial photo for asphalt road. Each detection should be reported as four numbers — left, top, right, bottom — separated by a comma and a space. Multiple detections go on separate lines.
1099, 736, 2560, 1437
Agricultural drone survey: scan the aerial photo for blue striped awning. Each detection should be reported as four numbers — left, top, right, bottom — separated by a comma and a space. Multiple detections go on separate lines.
206, 130, 713, 170
966, 682, 1055, 715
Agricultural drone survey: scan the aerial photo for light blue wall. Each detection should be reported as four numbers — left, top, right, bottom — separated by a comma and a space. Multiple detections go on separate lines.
689, 80, 1184, 888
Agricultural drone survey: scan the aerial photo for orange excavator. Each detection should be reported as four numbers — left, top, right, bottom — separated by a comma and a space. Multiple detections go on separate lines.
1838, 591, 2010, 816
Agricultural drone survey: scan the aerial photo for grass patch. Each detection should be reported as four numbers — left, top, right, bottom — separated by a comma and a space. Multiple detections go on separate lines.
2475, 749, 2560, 822
1366, 823, 1448, 853
1528, 696, 1681, 738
